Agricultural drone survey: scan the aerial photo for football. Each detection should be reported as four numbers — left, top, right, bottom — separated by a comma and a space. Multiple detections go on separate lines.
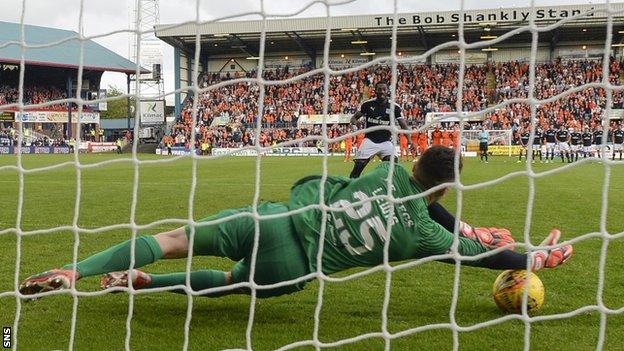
492, 270, 545, 314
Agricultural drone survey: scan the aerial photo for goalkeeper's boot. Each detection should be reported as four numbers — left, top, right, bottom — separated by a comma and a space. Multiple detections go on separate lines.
19, 269, 78, 295
100, 269, 151, 290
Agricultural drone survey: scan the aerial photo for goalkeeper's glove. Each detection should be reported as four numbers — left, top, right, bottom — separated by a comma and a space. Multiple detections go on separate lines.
530, 229, 573, 271
459, 222, 515, 250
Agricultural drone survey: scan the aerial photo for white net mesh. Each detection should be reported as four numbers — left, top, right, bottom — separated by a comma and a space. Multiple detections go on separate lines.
3, 0, 624, 350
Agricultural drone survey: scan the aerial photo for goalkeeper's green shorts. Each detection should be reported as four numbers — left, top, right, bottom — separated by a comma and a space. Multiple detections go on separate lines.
184, 202, 310, 298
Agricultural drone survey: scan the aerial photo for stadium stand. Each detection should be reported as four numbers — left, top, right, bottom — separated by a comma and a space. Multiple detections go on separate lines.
164, 58, 623, 151
154, 4, 624, 154
0, 21, 143, 153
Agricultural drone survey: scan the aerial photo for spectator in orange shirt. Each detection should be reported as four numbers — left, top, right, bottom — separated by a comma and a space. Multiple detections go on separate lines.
451, 124, 461, 150
344, 135, 353, 162
399, 133, 409, 161
441, 129, 451, 148
431, 126, 443, 146
418, 129, 429, 157
410, 128, 419, 160
355, 132, 365, 149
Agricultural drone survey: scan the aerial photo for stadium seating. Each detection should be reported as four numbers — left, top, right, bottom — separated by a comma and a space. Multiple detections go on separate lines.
165, 58, 622, 150
2, 59, 621, 150
491, 58, 624, 131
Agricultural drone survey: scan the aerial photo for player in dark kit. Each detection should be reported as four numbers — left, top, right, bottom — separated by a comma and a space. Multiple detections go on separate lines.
612, 123, 624, 161
569, 127, 582, 162
349, 81, 410, 178
544, 124, 557, 163
593, 127, 605, 158
518, 126, 531, 163
581, 127, 593, 158
19, 147, 573, 299
533, 126, 544, 162
555, 125, 571, 163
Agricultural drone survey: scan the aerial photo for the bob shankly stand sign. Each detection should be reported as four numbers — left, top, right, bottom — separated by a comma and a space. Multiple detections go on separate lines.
156, 4, 623, 38
371, 6, 610, 27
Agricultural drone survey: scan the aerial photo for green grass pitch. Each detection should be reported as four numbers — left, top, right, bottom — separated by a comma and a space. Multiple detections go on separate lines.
0, 153, 623, 350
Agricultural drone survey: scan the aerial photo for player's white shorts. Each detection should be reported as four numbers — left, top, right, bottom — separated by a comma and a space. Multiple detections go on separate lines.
355, 138, 395, 160
582, 145, 592, 154
594, 145, 609, 156
546, 142, 555, 151
614, 143, 623, 151
558, 142, 570, 152
570, 144, 581, 152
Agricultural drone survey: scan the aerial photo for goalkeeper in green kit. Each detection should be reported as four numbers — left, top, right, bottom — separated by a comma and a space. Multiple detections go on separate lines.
19, 146, 573, 298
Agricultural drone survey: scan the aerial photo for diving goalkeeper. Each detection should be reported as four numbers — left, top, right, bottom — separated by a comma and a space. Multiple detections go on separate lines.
19, 146, 573, 298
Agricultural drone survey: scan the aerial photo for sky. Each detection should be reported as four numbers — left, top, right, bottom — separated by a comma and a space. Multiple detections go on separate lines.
0, 0, 621, 105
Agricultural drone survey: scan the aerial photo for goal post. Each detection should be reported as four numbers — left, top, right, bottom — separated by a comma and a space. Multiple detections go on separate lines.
425, 112, 515, 157
461, 129, 515, 157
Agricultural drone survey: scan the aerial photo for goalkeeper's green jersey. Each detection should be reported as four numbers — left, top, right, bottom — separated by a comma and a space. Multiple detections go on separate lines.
288, 162, 488, 274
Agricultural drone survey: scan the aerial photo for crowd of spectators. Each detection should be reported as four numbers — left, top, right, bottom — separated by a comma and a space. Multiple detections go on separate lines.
489, 58, 624, 131
0, 85, 92, 110
180, 64, 489, 130
171, 63, 491, 149
0, 127, 16, 146
2, 57, 622, 151
166, 120, 354, 149
166, 57, 624, 151
0, 126, 74, 147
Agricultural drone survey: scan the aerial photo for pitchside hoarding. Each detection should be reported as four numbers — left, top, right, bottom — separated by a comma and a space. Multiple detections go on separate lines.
13, 111, 99, 123
139, 100, 165, 125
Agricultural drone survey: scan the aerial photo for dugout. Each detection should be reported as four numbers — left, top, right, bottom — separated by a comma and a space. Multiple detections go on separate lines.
155, 3, 624, 118
0, 21, 147, 140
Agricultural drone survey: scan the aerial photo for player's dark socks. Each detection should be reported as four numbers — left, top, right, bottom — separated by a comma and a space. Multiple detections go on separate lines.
147, 270, 230, 296
349, 159, 369, 178
62, 235, 163, 278
382, 155, 399, 163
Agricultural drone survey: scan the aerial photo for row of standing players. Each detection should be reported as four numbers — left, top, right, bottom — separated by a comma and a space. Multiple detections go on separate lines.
341, 126, 461, 163
517, 124, 624, 163
345, 81, 623, 181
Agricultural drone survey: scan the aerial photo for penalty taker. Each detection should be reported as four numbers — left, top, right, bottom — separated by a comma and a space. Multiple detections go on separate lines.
20, 146, 573, 298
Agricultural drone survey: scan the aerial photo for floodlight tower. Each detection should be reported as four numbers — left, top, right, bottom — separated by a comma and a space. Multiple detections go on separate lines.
129, 0, 164, 99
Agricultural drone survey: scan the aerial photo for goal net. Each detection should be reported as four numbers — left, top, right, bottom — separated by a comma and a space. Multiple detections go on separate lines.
3, 0, 624, 350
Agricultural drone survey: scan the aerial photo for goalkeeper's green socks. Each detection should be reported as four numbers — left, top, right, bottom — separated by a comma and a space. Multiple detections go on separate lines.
148, 270, 230, 297
62, 235, 163, 278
